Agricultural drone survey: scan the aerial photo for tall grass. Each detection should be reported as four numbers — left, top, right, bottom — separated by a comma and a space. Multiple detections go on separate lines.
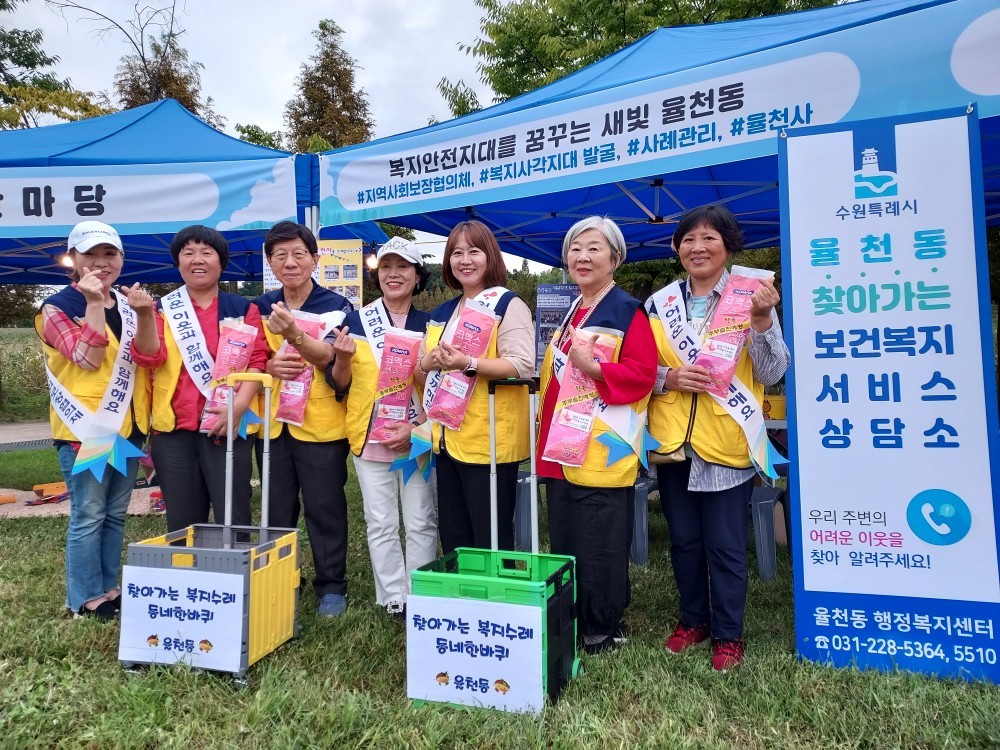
0, 328, 48, 422
0, 457, 998, 749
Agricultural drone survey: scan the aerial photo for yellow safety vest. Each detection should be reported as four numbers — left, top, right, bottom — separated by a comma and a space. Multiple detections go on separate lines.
425, 293, 529, 464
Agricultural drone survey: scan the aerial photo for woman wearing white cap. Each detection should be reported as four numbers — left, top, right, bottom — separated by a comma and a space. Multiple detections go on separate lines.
324, 237, 437, 619
35, 221, 161, 620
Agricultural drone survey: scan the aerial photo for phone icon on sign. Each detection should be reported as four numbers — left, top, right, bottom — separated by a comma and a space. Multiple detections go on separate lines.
907, 490, 971, 546
921, 502, 951, 535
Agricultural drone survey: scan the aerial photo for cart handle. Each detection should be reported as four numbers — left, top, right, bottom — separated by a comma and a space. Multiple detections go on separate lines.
488, 377, 536, 394
225, 372, 274, 389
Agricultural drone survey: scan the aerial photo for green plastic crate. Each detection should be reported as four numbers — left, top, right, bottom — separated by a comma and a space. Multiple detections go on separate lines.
411, 547, 580, 705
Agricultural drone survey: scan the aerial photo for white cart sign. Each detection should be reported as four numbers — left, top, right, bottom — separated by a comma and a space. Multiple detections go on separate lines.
407, 595, 544, 713
118, 565, 245, 673
780, 107, 1000, 681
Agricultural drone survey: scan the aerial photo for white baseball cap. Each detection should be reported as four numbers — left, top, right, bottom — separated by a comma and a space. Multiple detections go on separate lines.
67, 221, 123, 254
375, 236, 423, 266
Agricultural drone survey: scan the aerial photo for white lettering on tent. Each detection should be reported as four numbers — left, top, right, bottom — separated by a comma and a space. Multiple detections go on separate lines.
328, 53, 859, 215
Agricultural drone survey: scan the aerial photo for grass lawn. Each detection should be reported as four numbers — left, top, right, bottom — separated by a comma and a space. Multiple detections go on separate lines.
0, 328, 48, 422
1, 456, 998, 749
0, 449, 61, 490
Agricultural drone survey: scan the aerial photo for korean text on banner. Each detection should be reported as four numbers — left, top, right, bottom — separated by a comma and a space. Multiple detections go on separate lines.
780, 107, 1000, 682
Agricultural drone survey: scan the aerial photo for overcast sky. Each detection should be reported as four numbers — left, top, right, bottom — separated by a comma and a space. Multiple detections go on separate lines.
19, 0, 492, 138
15, 0, 550, 266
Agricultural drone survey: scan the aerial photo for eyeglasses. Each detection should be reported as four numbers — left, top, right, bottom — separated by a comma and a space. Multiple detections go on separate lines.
270, 251, 311, 262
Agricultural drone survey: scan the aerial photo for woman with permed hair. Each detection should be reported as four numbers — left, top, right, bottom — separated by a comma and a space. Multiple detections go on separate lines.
647, 204, 789, 671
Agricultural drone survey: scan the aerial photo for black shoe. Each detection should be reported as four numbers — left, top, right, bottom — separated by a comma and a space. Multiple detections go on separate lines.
75, 600, 118, 621
581, 635, 620, 655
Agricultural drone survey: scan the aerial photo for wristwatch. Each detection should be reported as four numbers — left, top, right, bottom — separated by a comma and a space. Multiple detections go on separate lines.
289, 330, 304, 346
463, 356, 478, 378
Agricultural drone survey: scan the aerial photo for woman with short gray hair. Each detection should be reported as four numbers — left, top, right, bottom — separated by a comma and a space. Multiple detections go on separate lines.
537, 215, 657, 655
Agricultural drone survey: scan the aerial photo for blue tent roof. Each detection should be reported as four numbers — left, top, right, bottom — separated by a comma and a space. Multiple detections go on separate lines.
0, 100, 387, 283
319, 0, 1000, 265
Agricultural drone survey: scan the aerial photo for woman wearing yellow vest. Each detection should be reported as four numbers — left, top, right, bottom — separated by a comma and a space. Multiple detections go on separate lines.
646, 205, 789, 671
326, 237, 437, 619
254, 221, 353, 619
131, 226, 270, 536
415, 221, 535, 553
35, 221, 160, 620
537, 216, 657, 654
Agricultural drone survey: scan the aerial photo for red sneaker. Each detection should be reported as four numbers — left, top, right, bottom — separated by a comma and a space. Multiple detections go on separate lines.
664, 623, 710, 653
711, 638, 745, 672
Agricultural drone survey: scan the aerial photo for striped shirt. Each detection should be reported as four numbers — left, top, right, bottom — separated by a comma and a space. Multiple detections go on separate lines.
40, 301, 112, 370
653, 269, 791, 492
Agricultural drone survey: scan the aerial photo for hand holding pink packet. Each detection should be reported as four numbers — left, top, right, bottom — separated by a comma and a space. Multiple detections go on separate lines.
694, 265, 773, 397
275, 312, 326, 426
541, 331, 616, 467
426, 299, 497, 431
368, 328, 423, 442
199, 318, 259, 433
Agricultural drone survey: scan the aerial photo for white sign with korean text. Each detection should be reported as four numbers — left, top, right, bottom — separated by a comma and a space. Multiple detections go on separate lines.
782, 108, 1000, 681
407, 595, 544, 714
118, 566, 245, 673
785, 112, 998, 603
0, 157, 297, 236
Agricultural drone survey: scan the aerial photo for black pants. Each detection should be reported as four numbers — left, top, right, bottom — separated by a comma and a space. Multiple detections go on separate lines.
256, 432, 349, 598
547, 479, 634, 639
436, 447, 517, 554
151, 429, 252, 533
658, 460, 753, 640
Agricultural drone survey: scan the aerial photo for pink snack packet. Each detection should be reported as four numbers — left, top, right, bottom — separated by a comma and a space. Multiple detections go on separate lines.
426, 299, 497, 431
367, 328, 424, 443
694, 265, 773, 397
275, 312, 327, 426
542, 331, 616, 467
199, 318, 259, 433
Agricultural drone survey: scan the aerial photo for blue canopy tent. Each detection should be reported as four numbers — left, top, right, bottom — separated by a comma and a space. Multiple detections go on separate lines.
318, 0, 1000, 265
0, 99, 386, 283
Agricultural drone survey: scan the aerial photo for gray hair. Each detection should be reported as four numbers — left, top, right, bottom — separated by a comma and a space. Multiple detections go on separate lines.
561, 216, 627, 269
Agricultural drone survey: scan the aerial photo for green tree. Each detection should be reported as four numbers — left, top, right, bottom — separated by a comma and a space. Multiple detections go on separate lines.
0, 284, 45, 326
377, 222, 415, 242
1, 0, 104, 128
234, 123, 284, 150
432, 77, 481, 123
285, 19, 374, 152
49, 1, 224, 128
113, 31, 223, 128
441, 0, 836, 114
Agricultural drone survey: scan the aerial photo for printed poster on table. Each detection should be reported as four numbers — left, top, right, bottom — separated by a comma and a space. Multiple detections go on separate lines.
118, 566, 245, 673
535, 283, 580, 373
779, 107, 1000, 681
263, 238, 363, 308
407, 595, 544, 713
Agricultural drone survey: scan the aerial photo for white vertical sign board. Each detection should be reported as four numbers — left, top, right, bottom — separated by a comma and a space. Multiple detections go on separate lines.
407, 595, 544, 713
118, 566, 245, 673
780, 107, 1000, 680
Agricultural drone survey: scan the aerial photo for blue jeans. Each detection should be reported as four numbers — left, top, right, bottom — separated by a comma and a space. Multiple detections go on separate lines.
56, 443, 138, 611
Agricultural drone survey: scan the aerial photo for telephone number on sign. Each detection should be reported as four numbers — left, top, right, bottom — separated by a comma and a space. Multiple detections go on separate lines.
819, 636, 998, 665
